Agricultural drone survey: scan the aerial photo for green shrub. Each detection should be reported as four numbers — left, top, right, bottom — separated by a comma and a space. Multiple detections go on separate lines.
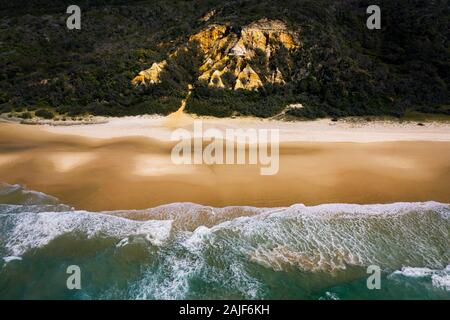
19, 112, 32, 119
35, 109, 54, 119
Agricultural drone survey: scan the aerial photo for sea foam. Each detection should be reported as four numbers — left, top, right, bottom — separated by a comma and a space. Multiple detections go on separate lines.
1, 183, 449, 299
1, 211, 173, 256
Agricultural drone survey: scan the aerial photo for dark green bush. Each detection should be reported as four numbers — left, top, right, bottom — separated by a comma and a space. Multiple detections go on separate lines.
35, 109, 54, 119
0, 0, 447, 119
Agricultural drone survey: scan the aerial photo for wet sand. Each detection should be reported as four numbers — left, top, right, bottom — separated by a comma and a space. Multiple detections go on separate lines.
0, 120, 449, 211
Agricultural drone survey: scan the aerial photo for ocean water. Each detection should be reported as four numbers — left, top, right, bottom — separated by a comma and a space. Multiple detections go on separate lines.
0, 183, 449, 300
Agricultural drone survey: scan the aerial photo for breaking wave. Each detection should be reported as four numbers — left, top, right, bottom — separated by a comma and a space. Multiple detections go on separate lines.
0, 183, 449, 299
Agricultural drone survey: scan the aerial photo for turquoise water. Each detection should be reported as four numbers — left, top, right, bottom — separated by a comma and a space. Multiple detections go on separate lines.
0, 183, 449, 300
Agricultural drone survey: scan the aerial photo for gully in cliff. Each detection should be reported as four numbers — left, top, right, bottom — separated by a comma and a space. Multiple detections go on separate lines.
132, 19, 299, 92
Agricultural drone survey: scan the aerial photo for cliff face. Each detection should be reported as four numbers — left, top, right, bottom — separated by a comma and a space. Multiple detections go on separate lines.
132, 18, 299, 91
131, 60, 167, 86
4, 1, 446, 120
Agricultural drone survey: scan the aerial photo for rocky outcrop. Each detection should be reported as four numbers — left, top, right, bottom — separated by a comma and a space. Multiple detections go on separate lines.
235, 65, 263, 90
268, 68, 285, 85
132, 60, 167, 86
132, 19, 299, 91
199, 9, 216, 22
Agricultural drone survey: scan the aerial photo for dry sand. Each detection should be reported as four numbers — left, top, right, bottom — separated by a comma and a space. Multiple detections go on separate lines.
0, 116, 449, 211
39, 115, 450, 142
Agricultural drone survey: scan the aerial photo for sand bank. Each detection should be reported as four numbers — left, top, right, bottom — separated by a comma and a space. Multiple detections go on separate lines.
38, 115, 450, 143
0, 119, 449, 211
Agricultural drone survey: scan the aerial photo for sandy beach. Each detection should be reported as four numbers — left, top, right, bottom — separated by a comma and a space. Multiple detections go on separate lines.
0, 116, 449, 210
37, 115, 450, 142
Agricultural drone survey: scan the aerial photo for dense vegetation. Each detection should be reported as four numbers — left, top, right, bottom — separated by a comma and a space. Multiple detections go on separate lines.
0, 0, 449, 119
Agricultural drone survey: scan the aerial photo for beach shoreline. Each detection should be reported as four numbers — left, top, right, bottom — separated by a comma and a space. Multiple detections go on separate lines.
1, 118, 449, 211
6, 114, 450, 143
